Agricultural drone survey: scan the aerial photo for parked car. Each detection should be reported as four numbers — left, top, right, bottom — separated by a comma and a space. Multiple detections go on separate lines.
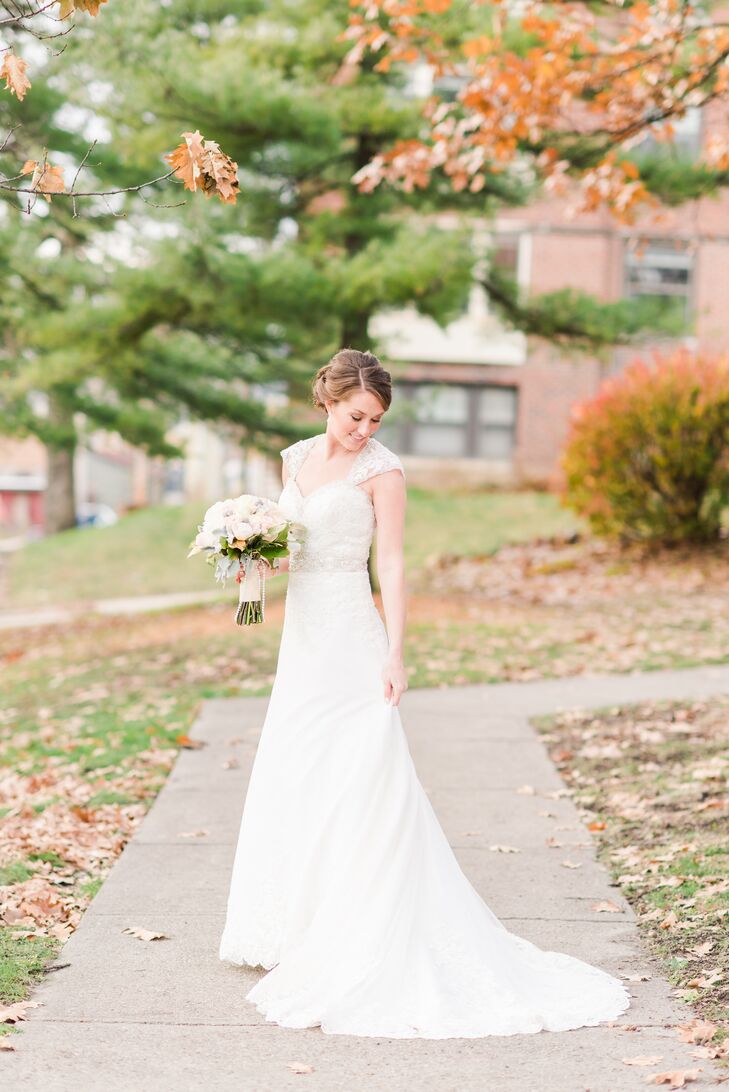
75, 502, 119, 528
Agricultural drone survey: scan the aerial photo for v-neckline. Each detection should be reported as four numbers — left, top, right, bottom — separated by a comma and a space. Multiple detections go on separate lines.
292, 434, 372, 502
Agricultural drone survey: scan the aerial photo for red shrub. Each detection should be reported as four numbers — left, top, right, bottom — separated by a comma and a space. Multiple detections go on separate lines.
561, 350, 729, 544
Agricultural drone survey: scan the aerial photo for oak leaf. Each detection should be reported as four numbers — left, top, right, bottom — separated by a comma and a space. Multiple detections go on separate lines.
0, 53, 31, 101
643, 1070, 702, 1088
0, 999, 42, 1023
164, 131, 239, 205
21, 160, 66, 202
121, 926, 168, 942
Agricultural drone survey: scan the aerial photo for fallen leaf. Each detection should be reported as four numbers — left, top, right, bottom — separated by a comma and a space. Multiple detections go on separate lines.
121, 926, 168, 942
175, 734, 206, 749
643, 1069, 702, 1087
561, 859, 582, 868
676, 1018, 717, 1044
488, 844, 520, 853
0, 999, 42, 1023
286, 1061, 315, 1074
591, 900, 622, 913
623, 1055, 664, 1066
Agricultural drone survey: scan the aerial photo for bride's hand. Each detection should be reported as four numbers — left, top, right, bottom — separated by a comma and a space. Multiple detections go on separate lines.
383, 654, 408, 707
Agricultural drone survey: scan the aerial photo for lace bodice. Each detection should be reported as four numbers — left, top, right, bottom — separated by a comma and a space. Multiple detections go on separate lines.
278, 435, 405, 573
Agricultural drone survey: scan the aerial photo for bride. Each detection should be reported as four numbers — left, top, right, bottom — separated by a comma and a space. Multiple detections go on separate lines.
218, 348, 631, 1038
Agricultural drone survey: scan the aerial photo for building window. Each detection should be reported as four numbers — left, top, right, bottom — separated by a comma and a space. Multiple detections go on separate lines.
636, 107, 703, 160
624, 238, 694, 325
378, 382, 518, 461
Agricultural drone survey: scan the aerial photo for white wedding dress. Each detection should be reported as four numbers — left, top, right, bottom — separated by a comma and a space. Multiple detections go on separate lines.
218, 434, 631, 1038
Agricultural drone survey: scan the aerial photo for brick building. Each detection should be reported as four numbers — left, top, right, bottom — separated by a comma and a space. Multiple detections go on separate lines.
373, 103, 727, 488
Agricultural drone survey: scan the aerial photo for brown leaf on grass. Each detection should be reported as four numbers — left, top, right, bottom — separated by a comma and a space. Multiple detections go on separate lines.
591, 899, 623, 913
175, 734, 206, 749
286, 1061, 315, 1074
643, 1070, 702, 1088
121, 926, 168, 942
689, 1043, 729, 1060
0, 53, 31, 100
0, 999, 42, 1024
623, 1055, 664, 1066
70, 804, 96, 823
676, 1013, 715, 1039
686, 969, 723, 989
588, 820, 607, 831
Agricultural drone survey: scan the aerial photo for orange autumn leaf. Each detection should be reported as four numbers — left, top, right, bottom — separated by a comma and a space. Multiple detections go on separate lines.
0, 52, 31, 101
346, 0, 729, 218
21, 159, 66, 202
58, 0, 109, 16
164, 131, 240, 205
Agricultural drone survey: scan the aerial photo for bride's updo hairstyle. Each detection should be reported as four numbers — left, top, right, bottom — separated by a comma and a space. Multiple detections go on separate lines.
312, 348, 392, 414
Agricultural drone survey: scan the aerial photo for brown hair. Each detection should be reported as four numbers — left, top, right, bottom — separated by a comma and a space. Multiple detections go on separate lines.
312, 348, 392, 414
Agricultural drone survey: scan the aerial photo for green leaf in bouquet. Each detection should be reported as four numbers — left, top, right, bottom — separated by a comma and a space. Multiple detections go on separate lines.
260, 543, 289, 559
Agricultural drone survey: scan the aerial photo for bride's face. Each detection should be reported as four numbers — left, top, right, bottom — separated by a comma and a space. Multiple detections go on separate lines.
326, 390, 386, 452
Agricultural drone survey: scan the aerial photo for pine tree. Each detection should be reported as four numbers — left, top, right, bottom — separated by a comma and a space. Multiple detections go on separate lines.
1, 0, 689, 533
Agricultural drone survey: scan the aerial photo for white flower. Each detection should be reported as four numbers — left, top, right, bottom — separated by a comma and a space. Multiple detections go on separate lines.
194, 529, 218, 551
202, 500, 230, 532
230, 520, 253, 542
233, 494, 256, 519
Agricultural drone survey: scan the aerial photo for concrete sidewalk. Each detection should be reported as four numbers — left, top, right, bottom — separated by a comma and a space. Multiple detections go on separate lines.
0, 589, 228, 631
5, 664, 729, 1091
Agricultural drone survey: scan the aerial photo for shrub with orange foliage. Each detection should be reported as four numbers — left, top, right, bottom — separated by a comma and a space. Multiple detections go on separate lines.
561, 351, 729, 545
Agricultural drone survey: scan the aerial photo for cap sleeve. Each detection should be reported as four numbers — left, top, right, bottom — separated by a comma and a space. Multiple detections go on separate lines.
351, 440, 405, 487
280, 438, 313, 478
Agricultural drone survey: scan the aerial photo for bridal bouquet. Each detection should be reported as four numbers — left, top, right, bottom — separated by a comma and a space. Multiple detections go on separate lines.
187, 494, 303, 625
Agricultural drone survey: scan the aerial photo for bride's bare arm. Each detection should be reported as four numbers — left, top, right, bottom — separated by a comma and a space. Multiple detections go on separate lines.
372, 469, 408, 705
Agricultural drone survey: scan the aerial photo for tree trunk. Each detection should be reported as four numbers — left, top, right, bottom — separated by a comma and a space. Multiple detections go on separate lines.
45, 442, 77, 534
340, 311, 372, 350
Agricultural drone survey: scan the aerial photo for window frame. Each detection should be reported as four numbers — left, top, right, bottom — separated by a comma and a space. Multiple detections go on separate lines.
380, 380, 519, 461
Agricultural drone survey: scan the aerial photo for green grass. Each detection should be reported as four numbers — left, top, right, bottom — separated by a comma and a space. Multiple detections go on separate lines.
3, 503, 224, 608
0, 929, 60, 1006
402, 486, 581, 570
3, 490, 580, 609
